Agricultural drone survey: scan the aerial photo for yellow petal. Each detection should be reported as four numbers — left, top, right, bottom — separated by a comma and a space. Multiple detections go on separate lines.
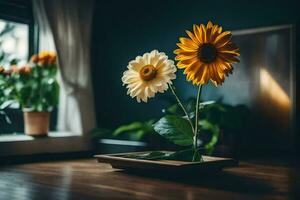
183, 61, 200, 75
176, 43, 198, 51
216, 58, 233, 73
185, 30, 200, 44
198, 66, 209, 85
206, 26, 213, 43
193, 63, 205, 81
186, 71, 195, 81
218, 26, 222, 33
219, 42, 239, 51
216, 64, 225, 76
218, 52, 240, 63
175, 54, 197, 61
213, 64, 225, 83
199, 24, 206, 43
173, 49, 181, 55
207, 64, 214, 79
215, 31, 232, 48
210, 25, 221, 43
174, 49, 197, 56
179, 37, 199, 49
193, 24, 203, 43
219, 42, 240, 55
207, 21, 213, 29
177, 58, 196, 68
223, 63, 233, 74
219, 50, 240, 56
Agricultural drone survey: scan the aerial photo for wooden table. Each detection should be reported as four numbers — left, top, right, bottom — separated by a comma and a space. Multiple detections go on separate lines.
0, 158, 293, 200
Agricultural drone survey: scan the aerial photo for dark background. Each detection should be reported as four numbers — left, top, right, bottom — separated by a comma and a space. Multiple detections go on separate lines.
91, 0, 300, 129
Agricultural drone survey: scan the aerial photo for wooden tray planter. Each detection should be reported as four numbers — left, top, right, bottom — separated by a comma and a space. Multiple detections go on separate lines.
95, 151, 238, 173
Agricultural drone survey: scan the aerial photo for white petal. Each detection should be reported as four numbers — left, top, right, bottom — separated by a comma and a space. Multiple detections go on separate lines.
155, 57, 168, 69
130, 82, 143, 94
128, 61, 143, 71
142, 52, 150, 64
135, 56, 146, 67
122, 50, 177, 103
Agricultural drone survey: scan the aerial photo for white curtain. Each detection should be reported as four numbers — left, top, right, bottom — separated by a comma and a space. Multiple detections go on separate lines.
33, 0, 96, 135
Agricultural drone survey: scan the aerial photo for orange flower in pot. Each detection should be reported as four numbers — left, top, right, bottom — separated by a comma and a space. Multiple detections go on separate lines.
8, 51, 59, 136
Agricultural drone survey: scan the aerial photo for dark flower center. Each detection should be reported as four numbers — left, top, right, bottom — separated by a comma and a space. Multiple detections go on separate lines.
140, 65, 157, 81
198, 43, 217, 63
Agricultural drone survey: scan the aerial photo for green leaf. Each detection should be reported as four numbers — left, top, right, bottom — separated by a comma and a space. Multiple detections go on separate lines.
0, 100, 14, 109
168, 148, 203, 162
0, 52, 4, 62
0, 110, 11, 124
113, 122, 144, 136
166, 104, 180, 115
154, 115, 193, 146
123, 149, 203, 162
199, 100, 216, 109
192, 150, 203, 162
113, 119, 155, 141
124, 151, 172, 160
200, 120, 220, 155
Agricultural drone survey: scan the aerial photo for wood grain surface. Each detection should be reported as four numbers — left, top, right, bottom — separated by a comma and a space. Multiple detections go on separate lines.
0, 158, 292, 200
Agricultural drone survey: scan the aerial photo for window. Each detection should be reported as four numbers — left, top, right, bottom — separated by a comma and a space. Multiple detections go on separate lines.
0, 2, 57, 135
0, 1, 36, 134
0, 1, 91, 157
0, 19, 29, 66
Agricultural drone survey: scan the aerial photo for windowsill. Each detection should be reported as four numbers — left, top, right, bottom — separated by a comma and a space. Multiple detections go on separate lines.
0, 131, 91, 157
0, 131, 80, 142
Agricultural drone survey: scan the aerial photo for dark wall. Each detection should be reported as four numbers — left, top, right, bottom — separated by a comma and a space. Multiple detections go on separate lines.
91, 0, 299, 129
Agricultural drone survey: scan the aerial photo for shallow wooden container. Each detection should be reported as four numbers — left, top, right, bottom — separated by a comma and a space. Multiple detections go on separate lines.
95, 151, 238, 173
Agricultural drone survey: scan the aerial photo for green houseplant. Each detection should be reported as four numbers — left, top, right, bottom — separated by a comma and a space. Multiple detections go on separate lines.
92, 99, 250, 156
0, 51, 59, 136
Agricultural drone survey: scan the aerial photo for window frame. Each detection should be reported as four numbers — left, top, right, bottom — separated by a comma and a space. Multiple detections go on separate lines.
0, 1, 92, 157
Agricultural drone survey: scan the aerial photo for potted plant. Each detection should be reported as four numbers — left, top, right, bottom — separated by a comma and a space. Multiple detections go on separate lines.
0, 51, 59, 136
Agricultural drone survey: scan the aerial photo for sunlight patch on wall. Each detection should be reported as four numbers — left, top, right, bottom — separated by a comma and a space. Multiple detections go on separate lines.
260, 68, 290, 110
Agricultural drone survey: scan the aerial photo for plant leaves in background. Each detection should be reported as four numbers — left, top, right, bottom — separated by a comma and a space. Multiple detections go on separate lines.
114, 122, 144, 135
113, 119, 155, 141
90, 97, 250, 156
0, 110, 11, 124
154, 115, 193, 146
0, 100, 14, 110
199, 120, 220, 155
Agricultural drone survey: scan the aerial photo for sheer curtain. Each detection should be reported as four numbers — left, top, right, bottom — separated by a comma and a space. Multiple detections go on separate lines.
33, 0, 96, 136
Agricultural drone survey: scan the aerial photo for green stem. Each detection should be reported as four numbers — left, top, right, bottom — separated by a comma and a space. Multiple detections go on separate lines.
193, 85, 203, 150
168, 83, 195, 133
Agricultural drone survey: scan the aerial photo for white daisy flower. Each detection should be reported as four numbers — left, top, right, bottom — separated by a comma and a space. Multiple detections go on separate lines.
122, 50, 177, 102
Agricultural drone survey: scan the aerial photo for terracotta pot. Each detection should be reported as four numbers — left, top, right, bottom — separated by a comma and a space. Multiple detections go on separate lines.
23, 111, 50, 136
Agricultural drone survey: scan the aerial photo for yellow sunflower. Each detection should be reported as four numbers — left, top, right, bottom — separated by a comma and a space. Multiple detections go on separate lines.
174, 21, 240, 86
